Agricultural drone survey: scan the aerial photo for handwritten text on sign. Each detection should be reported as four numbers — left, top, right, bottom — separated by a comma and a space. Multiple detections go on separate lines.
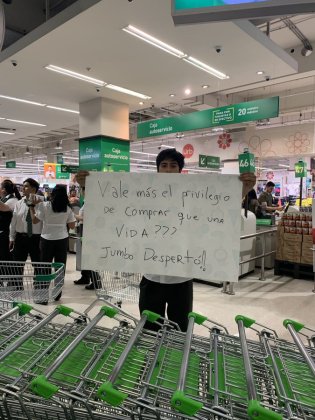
82, 173, 241, 282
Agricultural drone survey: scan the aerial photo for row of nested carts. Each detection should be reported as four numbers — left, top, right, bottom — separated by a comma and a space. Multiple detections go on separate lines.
0, 297, 314, 420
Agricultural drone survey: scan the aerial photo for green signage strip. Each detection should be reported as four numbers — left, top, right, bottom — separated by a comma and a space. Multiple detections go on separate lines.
61, 165, 79, 174
56, 164, 69, 179
6, 161, 16, 168
56, 153, 63, 164
238, 150, 255, 174
137, 97, 279, 139
295, 161, 307, 178
199, 155, 220, 169
172, 1, 315, 24
79, 136, 130, 172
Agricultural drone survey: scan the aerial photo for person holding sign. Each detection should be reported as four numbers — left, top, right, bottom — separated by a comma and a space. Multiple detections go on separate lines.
76, 149, 256, 332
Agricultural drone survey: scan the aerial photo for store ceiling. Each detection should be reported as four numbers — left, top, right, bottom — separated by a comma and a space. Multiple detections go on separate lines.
0, 0, 315, 163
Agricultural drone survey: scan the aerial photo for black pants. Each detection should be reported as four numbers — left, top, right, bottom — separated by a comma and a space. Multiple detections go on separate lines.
0, 231, 10, 261
10, 233, 41, 289
81, 270, 100, 286
37, 237, 68, 297
14, 233, 41, 263
139, 276, 193, 332
0, 231, 11, 280
40, 237, 68, 267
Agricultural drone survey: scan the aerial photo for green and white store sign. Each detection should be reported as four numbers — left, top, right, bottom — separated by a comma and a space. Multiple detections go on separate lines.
199, 155, 220, 169
79, 136, 130, 172
295, 161, 307, 178
137, 97, 279, 139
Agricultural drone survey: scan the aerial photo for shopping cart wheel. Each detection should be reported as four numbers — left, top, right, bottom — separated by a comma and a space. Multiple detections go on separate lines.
54, 291, 62, 301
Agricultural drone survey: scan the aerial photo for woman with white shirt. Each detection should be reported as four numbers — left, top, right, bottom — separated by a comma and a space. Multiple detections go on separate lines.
0, 180, 21, 262
30, 185, 76, 267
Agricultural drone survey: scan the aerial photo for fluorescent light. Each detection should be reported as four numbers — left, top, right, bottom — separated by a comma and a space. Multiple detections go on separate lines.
45, 65, 106, 87
130, 163, 155, 168
278, 164, 290, 168
256, 167, 272, 171
106, 84, 151, 100
47, 105, 79, 114
0, 117, 5, 120
257, 71, 264, 75
184, 88, 191, 95
0, 94, 46, 106
6, 119, 46, 127
0, 130, 14, 135
131, 158, 156, 163
183, 56, 229, 80
122, 25, 186, 59
130, 151, 156, 156
187, 168, 219, 173
161, 145, 175, 149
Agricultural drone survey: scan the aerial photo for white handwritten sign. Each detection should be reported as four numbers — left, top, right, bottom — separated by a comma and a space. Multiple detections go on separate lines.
82, 172, 242, 282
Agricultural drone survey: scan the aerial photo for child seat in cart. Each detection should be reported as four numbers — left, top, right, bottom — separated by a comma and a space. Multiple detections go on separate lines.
0, 261, 64, 303
91, 271, 142, 306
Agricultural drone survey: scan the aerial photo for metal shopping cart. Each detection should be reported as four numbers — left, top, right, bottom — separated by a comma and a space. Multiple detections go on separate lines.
0, 261, 65, 304
235, 315, 315, 420
92, 271, 142, 306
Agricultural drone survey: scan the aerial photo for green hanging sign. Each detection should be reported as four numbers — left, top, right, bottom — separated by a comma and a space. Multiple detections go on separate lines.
5, 161, 16, 168
137, 97, 279, 139
295, 161, 307, 178
61, 165, 79, 174
79, 136, 130, 172
199, 155, 220, 169
238, 150, 255, 174
56, 153, 64, 164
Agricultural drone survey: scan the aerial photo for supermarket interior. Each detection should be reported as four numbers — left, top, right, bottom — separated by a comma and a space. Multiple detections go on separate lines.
0, 1, 315, 419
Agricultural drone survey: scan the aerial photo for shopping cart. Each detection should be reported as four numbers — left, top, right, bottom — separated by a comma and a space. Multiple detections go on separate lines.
28, 308, 170, 420
235, 315, 315, 420
0, 261, 65, 304
92, 271, 142, 306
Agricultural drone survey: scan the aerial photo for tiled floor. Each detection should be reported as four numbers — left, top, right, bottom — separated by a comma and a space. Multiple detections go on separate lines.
34, 253, 315, 342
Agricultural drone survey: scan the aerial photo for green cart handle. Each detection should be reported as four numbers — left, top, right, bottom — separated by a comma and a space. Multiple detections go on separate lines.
248, 400, 282, 420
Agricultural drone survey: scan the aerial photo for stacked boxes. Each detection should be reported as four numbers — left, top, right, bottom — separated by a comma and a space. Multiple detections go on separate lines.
277, 210, 313, 265
301, 235, 313, 265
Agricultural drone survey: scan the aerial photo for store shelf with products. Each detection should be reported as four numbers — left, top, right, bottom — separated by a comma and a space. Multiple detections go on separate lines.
275, 208, 313, 279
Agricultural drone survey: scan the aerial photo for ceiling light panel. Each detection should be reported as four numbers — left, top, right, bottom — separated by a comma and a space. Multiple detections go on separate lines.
0, 95, 46, 106
122, 25, 186, 58
45, 65, 106, 86
122, 25, 228, 80
183, 56, 229, 79
46, 105, 79, 114
0, 130, 14, 135
106, 84, 151, 99
6, 119, 46, 127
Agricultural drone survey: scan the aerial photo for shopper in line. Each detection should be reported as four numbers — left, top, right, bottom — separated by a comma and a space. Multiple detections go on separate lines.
69, 189, 80, 207
9, 178, 43, 263
0, 180, 21, 262
75, 149, 256, 332
29, 185, 76, 268
258, 181, 283, 213
8, 178, 43, 289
